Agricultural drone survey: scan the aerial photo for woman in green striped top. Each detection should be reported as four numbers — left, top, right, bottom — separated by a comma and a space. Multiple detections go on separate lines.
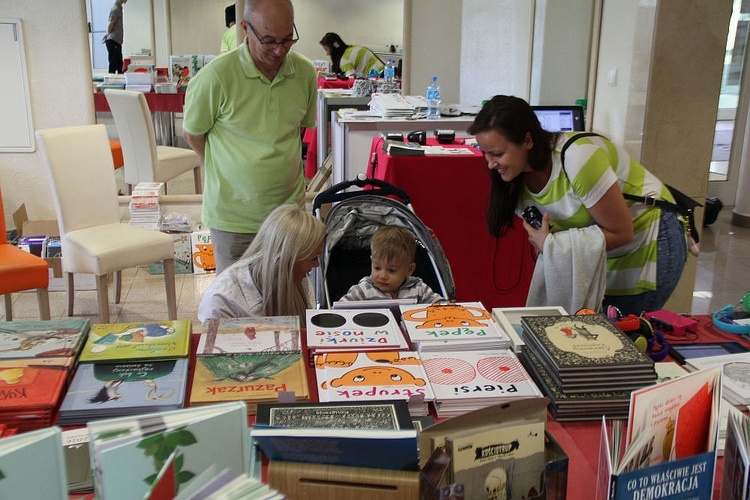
468, 95, 687, 315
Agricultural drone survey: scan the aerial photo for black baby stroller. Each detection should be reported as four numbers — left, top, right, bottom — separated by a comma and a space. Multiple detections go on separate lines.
311, 176, 456, 309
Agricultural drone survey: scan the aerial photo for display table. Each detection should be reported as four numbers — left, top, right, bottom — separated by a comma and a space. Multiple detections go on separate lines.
369, 137, 536, 309
331, 113, 476, 184
93, 91, 186, 146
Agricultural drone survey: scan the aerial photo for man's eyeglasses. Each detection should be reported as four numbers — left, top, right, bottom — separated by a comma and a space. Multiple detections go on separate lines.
244, 20, 299, 50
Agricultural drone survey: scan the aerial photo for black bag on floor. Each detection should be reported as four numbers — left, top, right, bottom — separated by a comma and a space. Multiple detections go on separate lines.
703, 197, 723, 227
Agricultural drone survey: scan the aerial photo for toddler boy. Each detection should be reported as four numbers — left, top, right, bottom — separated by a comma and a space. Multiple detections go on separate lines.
339, 225, 444, 303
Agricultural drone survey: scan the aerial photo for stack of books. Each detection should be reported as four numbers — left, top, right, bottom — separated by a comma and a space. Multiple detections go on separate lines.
129, 182, 165, 230
518, 314, 657, 421
189, 316, 310, 414
399, 302, 511, 352
420, 349, 543, 418
0, 319, 91, 432
305, 308, 409, 362
58, 320, 191, 425
368, 93, 419, 117
313, 350, 435, 416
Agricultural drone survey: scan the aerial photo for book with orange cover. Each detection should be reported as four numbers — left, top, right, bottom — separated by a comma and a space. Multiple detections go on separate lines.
0, 360, 69, 431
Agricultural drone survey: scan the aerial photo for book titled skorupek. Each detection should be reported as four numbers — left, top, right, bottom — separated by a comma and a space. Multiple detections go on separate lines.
58, 358, 189, 425
79, 320, 191, 363
251, 400, 418, 471
0, 318, 90, 360
314, 350, 434, 416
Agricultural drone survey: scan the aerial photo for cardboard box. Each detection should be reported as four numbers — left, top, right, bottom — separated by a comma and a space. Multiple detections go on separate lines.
149, 232, 193, 274
12, 204, 96, 291
190, 228, 215, 274
267, 461, 420, 500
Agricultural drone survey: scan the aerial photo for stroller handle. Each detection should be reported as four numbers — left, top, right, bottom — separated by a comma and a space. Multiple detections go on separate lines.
312, 176, 411, 213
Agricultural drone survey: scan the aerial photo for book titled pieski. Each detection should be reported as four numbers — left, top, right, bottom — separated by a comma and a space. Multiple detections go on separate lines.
79, 320, 191, 363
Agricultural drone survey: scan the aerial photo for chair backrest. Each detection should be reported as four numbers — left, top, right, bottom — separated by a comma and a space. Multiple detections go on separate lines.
0, 185, 7, 244
35, 124, 120, 235
104, 89, 159, 186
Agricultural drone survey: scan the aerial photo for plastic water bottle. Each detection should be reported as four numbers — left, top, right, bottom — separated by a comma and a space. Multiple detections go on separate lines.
426, 76, 441, 119
384, 59, 395, 83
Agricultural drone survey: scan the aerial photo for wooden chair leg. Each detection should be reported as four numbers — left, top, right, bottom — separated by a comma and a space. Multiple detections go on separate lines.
37, 288, 51, 320
193, 165, 202, 194
114, 270, 122, 304
96, 274, 110, 324
67, 272, 75, 316
163, 258, 177, 320
3, 294, 12, 321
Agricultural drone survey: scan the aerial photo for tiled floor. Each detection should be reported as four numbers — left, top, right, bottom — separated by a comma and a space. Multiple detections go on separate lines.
3, 204, 746, 326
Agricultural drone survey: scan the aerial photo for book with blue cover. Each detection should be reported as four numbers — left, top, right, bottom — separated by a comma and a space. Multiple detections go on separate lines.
58, 358, 189, 425
0, 426, 67, 499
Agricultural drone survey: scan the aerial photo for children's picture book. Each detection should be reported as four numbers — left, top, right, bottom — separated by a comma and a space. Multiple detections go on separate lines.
79, 320, 191, 363
87, 402, 249, 499
400, 302, 510, 351
58, 358, 189, 425
492, 306, 568, 353
305, 308, 408, 352
446, 419, 546, 499
720, 409, 750, 500
520, 314, 655, 374
256, 400, 414, 431
626, 366, 721, 467
0, 359, 70, 431
197, 316, 301, 355
0, 426, 68, 500
313, 350, 434, 416
597, 415, 717, 500
0, 318, 90, 359
189, 352, 309, 413
420, 349, 543, 418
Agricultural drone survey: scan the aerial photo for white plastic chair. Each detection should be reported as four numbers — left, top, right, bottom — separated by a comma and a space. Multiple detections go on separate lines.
36, 124, 177, 323
104, 89, 202, 194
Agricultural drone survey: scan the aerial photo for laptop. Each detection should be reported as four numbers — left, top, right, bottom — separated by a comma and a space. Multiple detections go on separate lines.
532, 105, 585, 132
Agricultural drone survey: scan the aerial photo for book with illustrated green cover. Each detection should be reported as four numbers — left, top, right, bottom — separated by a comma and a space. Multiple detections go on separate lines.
0, 319, 90, 359
79, 320, 191, 363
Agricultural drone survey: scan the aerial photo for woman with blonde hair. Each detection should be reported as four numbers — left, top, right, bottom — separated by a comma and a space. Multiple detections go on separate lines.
198, 204, 325, 323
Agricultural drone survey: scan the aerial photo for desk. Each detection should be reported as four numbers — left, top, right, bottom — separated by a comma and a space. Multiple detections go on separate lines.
370, 137, 536, 309
331, 113, 476, 185
93, 91, 186, 147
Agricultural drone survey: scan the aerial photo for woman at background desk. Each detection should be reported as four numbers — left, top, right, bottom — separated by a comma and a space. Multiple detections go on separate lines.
468, 95, 687, 315
319, 32, 384, 77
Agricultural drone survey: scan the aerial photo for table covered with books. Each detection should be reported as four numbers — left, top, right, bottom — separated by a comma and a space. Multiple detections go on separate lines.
0, 309, 747, 499
369, 136, 537, 310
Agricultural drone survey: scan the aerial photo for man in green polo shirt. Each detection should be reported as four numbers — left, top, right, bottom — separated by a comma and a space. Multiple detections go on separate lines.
183, 0, 316, 274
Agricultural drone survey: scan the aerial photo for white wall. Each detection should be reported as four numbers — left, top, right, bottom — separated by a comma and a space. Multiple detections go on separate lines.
0, 0, 94, 224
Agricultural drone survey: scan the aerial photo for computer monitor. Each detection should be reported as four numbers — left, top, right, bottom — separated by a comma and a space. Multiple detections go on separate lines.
532, 105, 585, 132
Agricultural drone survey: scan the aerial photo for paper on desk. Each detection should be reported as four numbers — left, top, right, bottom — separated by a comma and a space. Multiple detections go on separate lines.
423, 146, 476, 156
